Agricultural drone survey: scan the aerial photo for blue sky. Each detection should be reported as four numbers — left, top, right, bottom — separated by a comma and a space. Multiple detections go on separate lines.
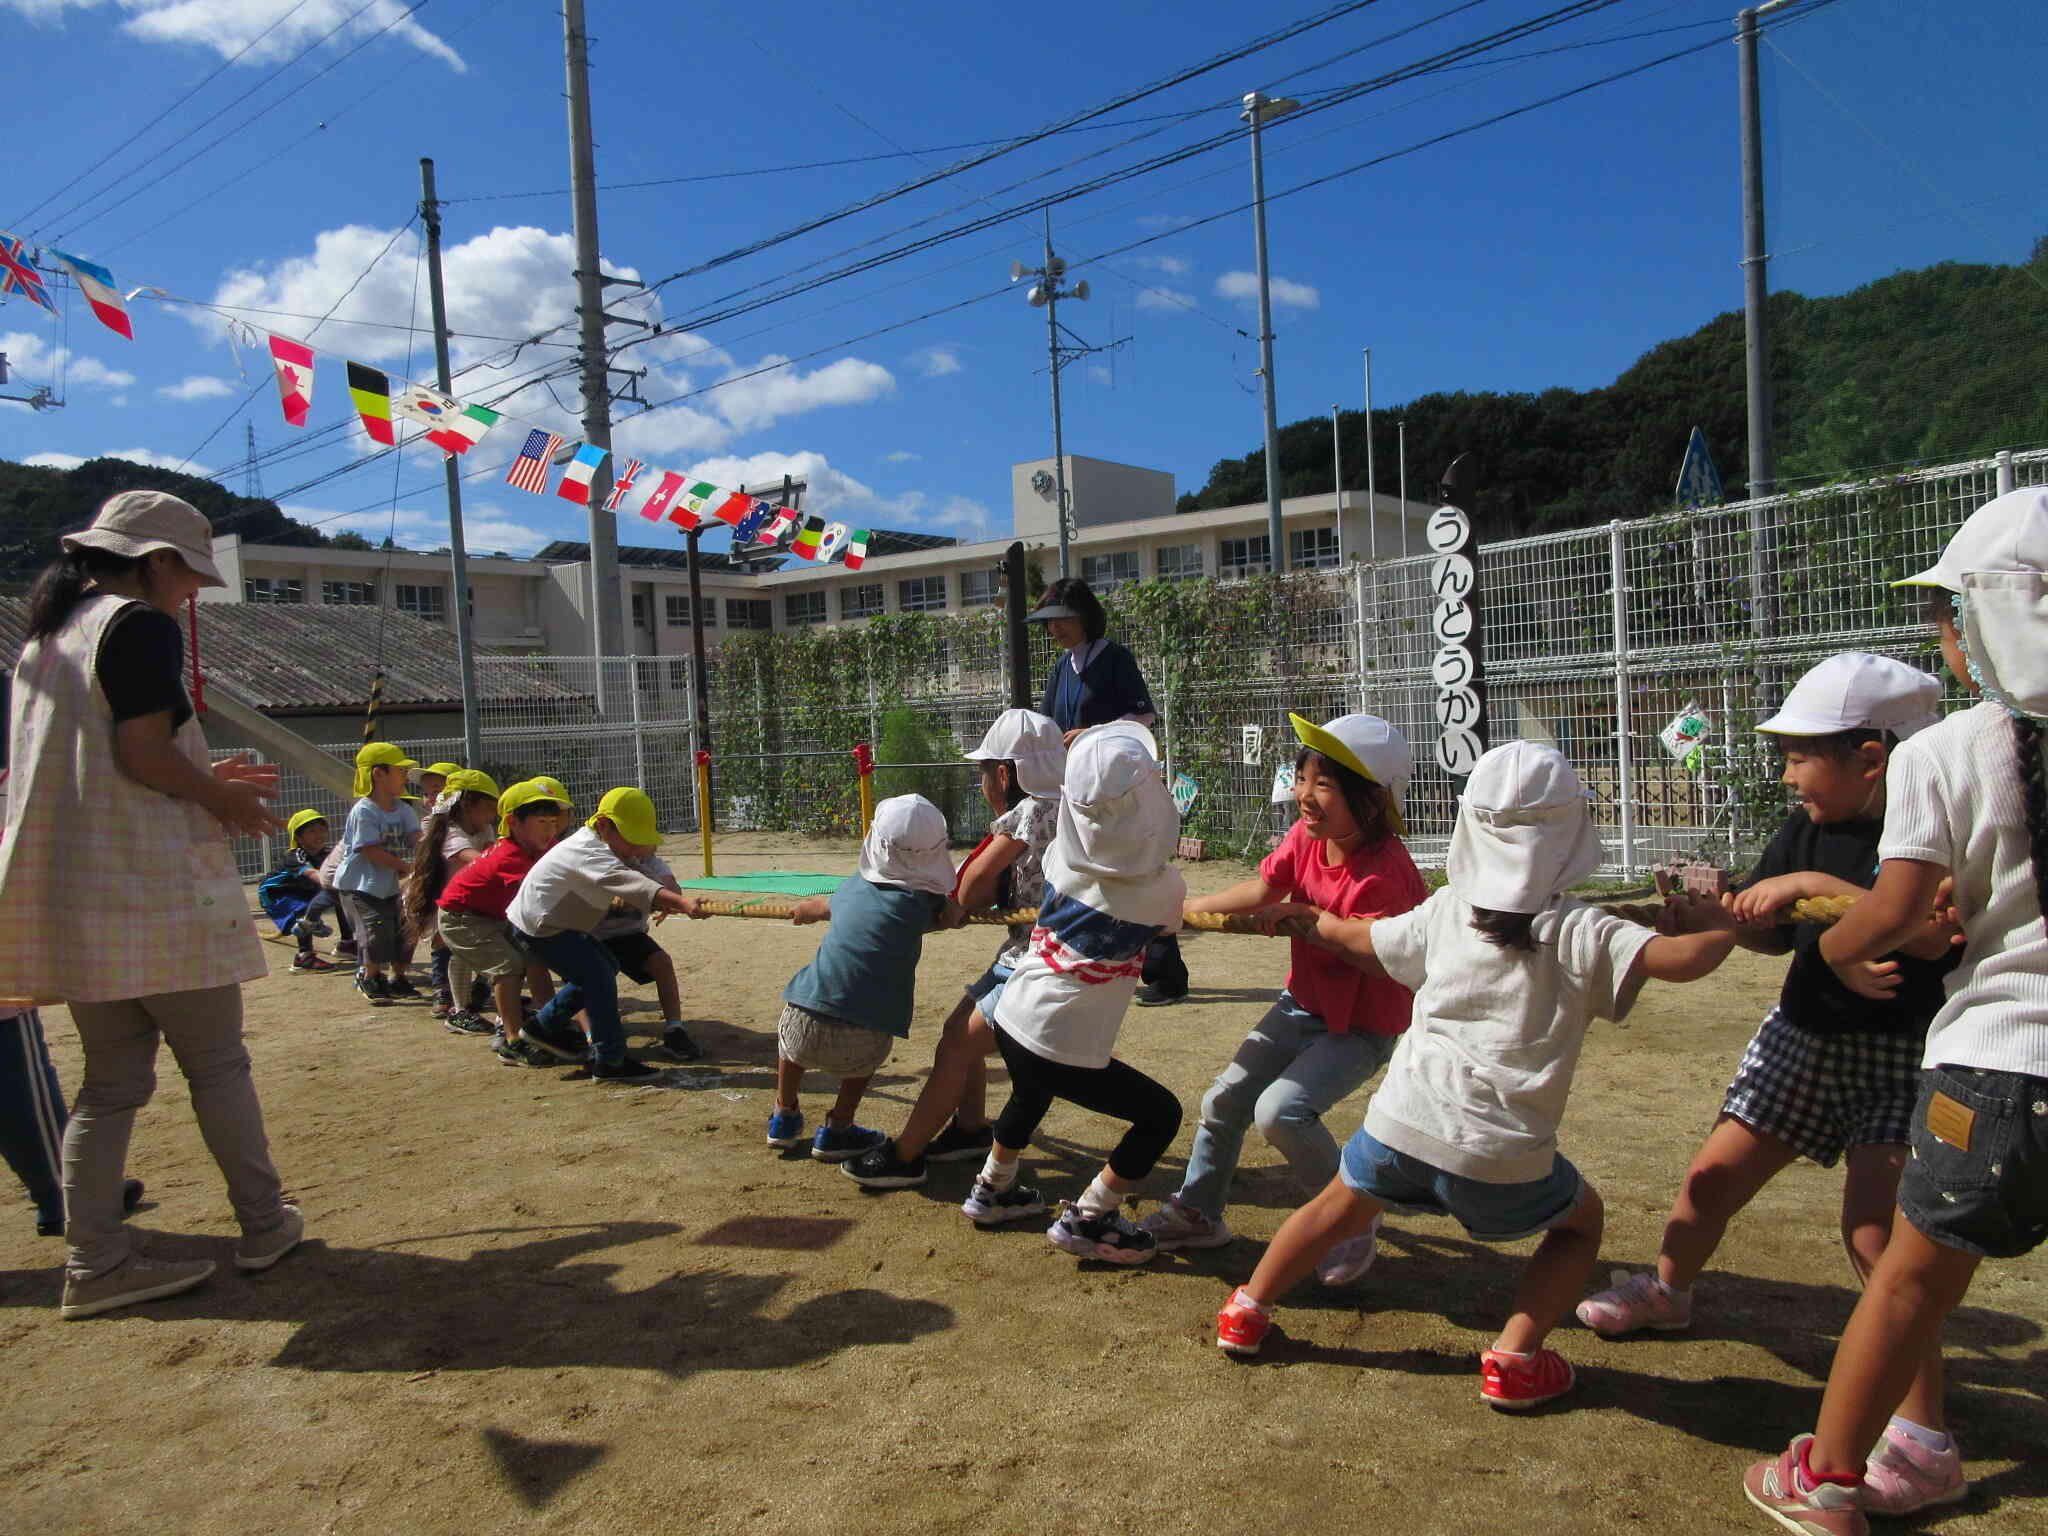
2, 0, 2041, 560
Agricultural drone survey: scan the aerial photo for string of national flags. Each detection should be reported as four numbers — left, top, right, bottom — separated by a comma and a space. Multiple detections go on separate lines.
0, 227, 877, 570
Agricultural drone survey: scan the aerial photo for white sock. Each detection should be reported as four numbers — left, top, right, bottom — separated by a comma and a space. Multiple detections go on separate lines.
1889, 1415, 1953, 1454
979, 1154, 1016, 1189
1078, 1175, 1121, 1218
1229, 1286, 1266, 1313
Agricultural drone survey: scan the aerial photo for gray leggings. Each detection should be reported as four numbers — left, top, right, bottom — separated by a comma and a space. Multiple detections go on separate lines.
63, 984, 285, 1279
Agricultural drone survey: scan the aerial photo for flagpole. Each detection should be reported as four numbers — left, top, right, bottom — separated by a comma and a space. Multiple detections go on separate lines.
420, 157, 483, 768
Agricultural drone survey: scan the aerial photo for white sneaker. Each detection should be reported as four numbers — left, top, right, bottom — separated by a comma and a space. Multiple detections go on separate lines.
1136, 1195, 1233, 1251
1317, 1214, 1382, 1286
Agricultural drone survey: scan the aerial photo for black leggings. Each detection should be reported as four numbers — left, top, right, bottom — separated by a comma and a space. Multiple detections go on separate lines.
993, 1023, 1182, 1182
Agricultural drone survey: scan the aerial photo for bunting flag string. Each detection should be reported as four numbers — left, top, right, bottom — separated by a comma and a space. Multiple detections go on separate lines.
504, 429, 563, 494
43, 249, 130, 339
555, 442, 608, 505
346, 361, 396, 445
791, 515, 826, 561
843, 528, 873, 570
267, 333, 315, 427
604, 458, 644, 511
0, 231, 60, 316
640, 470, 687, 523
815, 521, 849, 561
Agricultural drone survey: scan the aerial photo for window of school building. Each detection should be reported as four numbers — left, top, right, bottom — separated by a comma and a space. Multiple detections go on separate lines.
785, 591, 826, 626
396, 584, 445, 622
665, 594, 710, 626
321, 580, 375, 606
244, 577, 303, 604
1289, 526, 1340, 570
898, 576, 947, 612
1155, 544, 1203, 582
841, 583, 884, 620
1081, 551, 1140, 591
1217, 535, 1272, 580
959, 568, 1000, 608
630, 594, 648, 628
726, 598, 772, 631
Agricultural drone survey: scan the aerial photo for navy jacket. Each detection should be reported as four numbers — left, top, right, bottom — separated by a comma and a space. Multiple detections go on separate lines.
1040, 638, 1154, 731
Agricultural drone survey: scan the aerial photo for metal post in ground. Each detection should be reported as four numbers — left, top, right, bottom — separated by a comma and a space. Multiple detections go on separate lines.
1004, 541, 1030, 708
1607, 520, 1636, 875
1997, 448, 2015, 496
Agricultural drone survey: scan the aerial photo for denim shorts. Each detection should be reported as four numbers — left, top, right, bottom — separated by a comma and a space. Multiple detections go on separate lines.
965, 963, 1013, 1022
1340, 1126, 1585, 1242
1898, 1064, 2048, 1259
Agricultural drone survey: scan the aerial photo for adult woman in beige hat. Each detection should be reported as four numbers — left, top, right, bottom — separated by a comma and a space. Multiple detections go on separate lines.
0, 490, 303, 1319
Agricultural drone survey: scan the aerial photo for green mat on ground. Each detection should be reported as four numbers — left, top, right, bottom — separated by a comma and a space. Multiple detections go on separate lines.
677, 872, 844, 895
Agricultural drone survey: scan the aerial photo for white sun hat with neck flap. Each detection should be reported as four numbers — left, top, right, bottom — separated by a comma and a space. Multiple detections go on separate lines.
856, 794, 956, 896
1446, 740, 1602, 913
964, 708, 1067, 798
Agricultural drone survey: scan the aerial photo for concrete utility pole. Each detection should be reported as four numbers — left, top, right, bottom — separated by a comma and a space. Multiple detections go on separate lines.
564, 0, 623, 665
1242, 91, 1299, 573
1362, 348, 1377, 563
420, 157, 483, 768
1736, 2, 1795, 497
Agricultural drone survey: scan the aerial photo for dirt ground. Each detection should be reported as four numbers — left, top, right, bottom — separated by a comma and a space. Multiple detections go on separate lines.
2, 831, 2042, 1535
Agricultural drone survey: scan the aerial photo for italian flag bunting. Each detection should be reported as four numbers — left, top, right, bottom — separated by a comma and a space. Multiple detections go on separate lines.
842, 528, 873, 570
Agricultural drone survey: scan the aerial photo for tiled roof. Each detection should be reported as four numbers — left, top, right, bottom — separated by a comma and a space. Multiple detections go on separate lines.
0, 598, 582, 715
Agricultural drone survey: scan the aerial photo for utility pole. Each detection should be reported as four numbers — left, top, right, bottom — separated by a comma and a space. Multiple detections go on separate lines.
420, 158, 483, 769
564, 0, 623, 671
1398, 419, 1409, 559
1243, 91, 1299, 574
1330, 405, 1344, 566
1736, 1, 1794, 496
1362, 348, 1377, 563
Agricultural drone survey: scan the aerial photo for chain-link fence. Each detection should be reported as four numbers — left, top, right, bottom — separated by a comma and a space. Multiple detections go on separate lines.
216, 447, 2042, 883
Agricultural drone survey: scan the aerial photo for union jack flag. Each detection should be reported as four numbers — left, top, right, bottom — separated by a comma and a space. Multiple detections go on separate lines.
503, 429, 562, 495
0, 231, 57, 315
604, 457, 644, 512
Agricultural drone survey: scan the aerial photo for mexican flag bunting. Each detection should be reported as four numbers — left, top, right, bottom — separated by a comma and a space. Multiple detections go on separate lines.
392, 385, 499, 454
345, 361, 396, 444
44, 248, 130, 339
604, 458, 644, 511
791, 515, 826, 561
639, 471, 686, 523
555, 442, 608, 505
267, 333, 314, 426
842, 528, 873, 570
679, 482, 723, 522
816, 522, 849, 561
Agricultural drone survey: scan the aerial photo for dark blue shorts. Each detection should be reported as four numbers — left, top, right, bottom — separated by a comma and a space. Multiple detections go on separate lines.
1898, 1065, 2048, 1259
1340, 1127, 1585, 1242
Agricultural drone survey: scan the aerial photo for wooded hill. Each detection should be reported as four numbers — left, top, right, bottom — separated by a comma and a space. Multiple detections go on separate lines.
1178, 243, 2048, 538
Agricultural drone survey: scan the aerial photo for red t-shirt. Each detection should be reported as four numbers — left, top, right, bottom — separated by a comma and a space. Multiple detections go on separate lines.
438, 838, 539, 921
1258, 819, 1426, 1036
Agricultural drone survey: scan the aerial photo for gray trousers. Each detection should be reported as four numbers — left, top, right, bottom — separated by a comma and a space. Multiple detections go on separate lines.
63, 984, 285, 1279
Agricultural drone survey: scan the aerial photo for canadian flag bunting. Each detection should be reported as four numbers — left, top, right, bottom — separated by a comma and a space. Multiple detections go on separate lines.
268, 333, 314, 427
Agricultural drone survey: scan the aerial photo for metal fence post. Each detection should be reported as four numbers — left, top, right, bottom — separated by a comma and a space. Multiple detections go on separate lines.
1608, 520, 1636, 876
628, 657, 647, 791
1997, 448, 2015, 496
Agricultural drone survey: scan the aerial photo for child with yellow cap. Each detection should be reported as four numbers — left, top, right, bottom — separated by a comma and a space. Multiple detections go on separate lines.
403, 769, 503, 1032
509, 787, 709, 1080
439, 780, 569, 1067
415, 762, 462, 807
335, 742, 423, 1005
258, 809, 345, 973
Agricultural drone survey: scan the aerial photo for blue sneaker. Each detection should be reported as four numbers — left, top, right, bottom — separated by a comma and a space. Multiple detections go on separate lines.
766, 1106, 807, 1148
811, 1121, 886, 1163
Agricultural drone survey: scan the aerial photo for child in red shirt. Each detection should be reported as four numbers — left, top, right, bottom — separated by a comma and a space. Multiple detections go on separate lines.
1140, 713, 1425, 1283
437, 780, 568, 1067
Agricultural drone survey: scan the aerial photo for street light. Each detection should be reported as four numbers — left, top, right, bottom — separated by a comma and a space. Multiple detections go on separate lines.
1012, 213, 1091, 579
1242, 90, 1299, 575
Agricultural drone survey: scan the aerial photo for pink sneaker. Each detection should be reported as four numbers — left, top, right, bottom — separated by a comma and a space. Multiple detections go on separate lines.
1742, 1435, 1868, 1536
1575, 1268, 1691, 1337
1860, 1425, 1966, 1516
1479, 1347, 1575, 1410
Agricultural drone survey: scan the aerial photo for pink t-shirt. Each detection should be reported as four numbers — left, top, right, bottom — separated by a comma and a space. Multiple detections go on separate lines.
1259, 819, 1426, 1036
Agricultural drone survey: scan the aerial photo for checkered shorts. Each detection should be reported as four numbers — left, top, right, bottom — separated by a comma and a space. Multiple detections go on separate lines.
1719, 1007, 1923, 1168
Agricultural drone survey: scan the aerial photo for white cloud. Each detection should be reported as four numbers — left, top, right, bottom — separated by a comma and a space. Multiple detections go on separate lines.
3, 1, 465, 71
23, 447, 209, 473
0, 329, 135, 402
1135, 286, 1196, 313
913, 345, 962, 378
682, 450, 991, 544
884, 450, 921, 464
158, 374, 234, 401
1214, 271, 1320, 310
281, 501, 552, 556
1129, 253, 1193, 277
709, 356, 894, 435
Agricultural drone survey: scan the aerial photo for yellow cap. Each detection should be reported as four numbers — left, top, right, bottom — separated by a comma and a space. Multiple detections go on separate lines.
441, 768, 501, 799
587, 786, 659, 848
496, 779, 569, 840
530, 775, 571, 803
353, 740, 420, 796
1288, 712, 1412, 837
285, 808, 328, 840
421, 762, 462, 780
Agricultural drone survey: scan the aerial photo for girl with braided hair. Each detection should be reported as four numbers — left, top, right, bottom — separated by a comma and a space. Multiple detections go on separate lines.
1743, 488, 2048, 1536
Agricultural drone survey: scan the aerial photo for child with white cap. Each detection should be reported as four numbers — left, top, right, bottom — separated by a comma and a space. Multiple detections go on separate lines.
771, 794, 962, 1162
1214, 741, 1738, 1409
970, 723, 1187, 1261
845, 709, 1066, 1189
1742, 488, 2048, 1534
1580, 656, 1958, 1398
1141, 713, 1426, 1282
510, 786, 708, 1081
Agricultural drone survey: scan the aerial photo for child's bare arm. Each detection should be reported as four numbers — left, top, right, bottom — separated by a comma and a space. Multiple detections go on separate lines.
1308, 910, 1389, 978
1662, 890, 1787, 955
790, 895, 832, 926
654, 888, 708, 920
955, 835, 1026, 912
1185, 877, 1285, 917
1637, 928, 1738, 984
1820, 859, 1947, 969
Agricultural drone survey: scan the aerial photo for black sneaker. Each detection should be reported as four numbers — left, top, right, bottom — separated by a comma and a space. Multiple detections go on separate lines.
354, 971, 392, 1007
661, 1024, 703, 1061
444, 1008, 494, 1036
842, 1141, 929, 1189
386, 976, 424, 1001
589, 1055, 661, 1082
1133, 983, 1186, 1008
926, 1118, 995, 1163
1047, 1201, 1158, 1263
520, 1013, 588, 1061
961, 1177, 1050, 1227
